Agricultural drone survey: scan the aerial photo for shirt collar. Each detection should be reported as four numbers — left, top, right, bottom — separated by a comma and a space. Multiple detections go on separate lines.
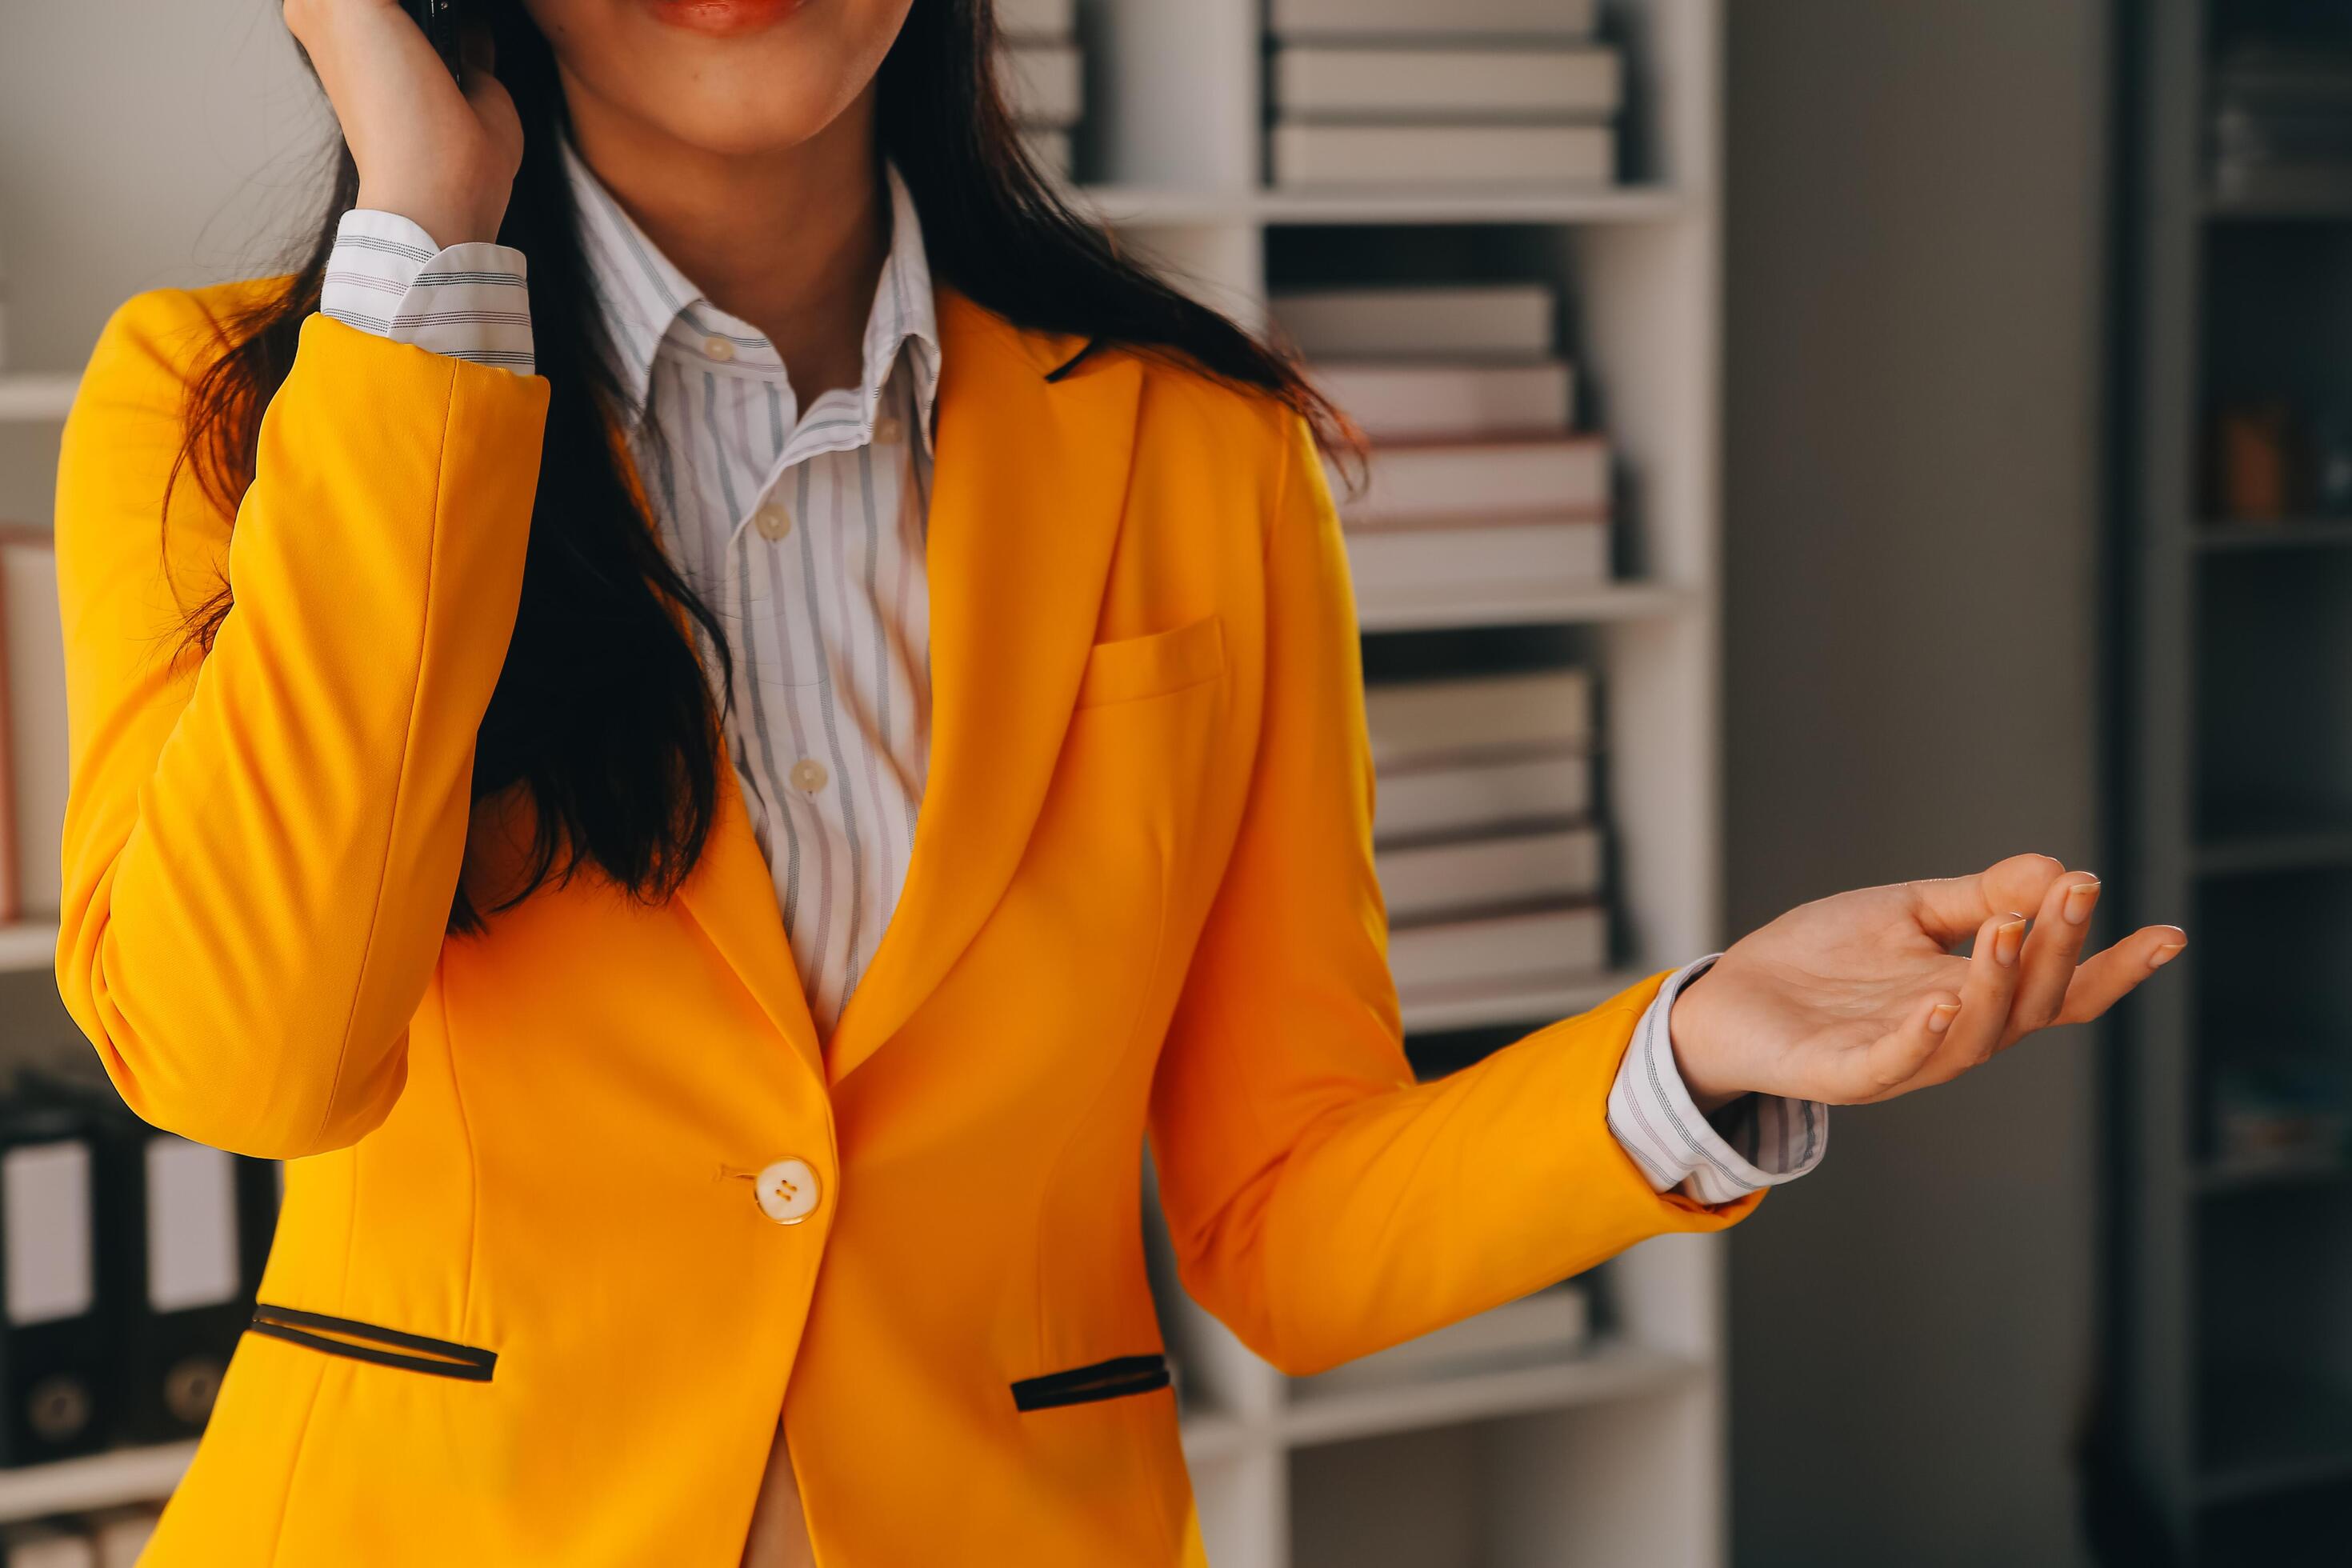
562, 138, 942, 442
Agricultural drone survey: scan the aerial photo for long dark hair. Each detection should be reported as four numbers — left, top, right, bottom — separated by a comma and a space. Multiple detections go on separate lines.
172, 0, 1349, 933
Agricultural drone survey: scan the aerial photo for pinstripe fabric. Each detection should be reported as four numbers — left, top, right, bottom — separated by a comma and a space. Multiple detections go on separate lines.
316, 158, 1822, 1200
320, 210, 534, 371
563, 146, 940, 1041
1610, 958, 1828, 1203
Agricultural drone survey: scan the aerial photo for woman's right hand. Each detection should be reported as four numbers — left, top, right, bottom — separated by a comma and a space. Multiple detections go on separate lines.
284, 0, 523, 246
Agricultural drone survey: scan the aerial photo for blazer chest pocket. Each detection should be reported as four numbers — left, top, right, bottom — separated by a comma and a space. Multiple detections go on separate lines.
1074, 614, 1225, 710
246, 1303, 498, 1383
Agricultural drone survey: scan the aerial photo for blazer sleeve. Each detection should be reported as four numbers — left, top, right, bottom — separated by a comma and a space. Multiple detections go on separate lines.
53, 290, 549, 1159
1147, 410, 1762, 1378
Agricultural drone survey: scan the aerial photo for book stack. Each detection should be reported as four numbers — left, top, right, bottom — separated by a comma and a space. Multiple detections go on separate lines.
1, 524, 62, 926
1266, 0, 1621, 188
2, 1507, 159, 1568
1293, 1280, 1590, 1394
997, 0, 1083, 181
1270, 282, 1606, 619
1363, 668, 1608, 1015
2210, 43, 2352, 206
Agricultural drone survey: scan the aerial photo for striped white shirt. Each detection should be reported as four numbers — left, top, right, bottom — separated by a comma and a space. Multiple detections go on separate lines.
318, 164, 1823, 1201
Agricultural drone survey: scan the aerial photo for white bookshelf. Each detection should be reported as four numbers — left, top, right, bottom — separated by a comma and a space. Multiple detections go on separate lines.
0, 1444, 192, 1526
1084, 0, 1727, 1562
0, 0, 1726, 1552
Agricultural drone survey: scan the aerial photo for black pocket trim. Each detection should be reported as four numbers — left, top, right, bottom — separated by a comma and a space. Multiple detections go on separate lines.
247, 1303, 497, 1383
1011, 1354, 1171, 1412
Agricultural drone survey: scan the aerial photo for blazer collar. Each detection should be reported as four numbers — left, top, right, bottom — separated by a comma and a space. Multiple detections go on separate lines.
662, 290, 1143, 1086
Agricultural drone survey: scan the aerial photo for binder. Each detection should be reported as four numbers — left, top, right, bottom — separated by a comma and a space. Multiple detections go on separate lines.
114, 1130, 250, 1442
13, 1074, 281, 1446
0, 1101, 113, 1466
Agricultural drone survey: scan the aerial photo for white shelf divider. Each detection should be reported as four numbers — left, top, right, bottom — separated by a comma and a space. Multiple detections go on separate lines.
0, 374, 78, 424
0, 1443, 195, 1526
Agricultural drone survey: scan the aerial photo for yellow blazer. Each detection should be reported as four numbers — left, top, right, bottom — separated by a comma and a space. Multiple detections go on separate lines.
54, 282, 1759, 1566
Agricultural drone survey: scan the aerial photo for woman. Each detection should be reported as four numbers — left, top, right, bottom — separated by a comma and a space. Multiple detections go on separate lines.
51, 0, 2183, 1562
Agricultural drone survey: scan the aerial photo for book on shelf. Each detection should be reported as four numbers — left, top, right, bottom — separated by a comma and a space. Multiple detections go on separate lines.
1336, 437, 1609, 526
1377, 824, 1602, 924
994, 0, 1075, 42
1374, 751, 1590, 845
1294, 1281, 1591, 1394
1272, 123, 1616, 188
1274, 282, 1554, 360
1, 1522, 94, 1568
1363, 667, 1594, 769
998, 41, 1082, 128
1269, 0, 1599, 42
2, 525, 63, 923
1346, 516, 1609, 610
1273, 45, 1622, 121
1311, 360, 1574, 442
1386, 902, 1608, 998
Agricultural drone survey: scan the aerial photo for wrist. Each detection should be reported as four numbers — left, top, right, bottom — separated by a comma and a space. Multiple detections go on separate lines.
353, 186, 500, 250
1666, 967, 1746, 1116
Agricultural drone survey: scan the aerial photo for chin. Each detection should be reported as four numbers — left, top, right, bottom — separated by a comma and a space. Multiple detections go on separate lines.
526, 0, 913, 158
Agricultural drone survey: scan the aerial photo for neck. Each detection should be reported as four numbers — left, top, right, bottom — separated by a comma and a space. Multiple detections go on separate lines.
560, 82, 889, 400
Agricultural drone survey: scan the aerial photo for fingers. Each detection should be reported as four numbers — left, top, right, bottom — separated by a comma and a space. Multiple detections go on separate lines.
1907, 854, 2067, 946
2056, 925, 2189, 1026
1923, 910, 2030, 1079
2007, 871, 2102, 1034
1853, 990, 1965, 1102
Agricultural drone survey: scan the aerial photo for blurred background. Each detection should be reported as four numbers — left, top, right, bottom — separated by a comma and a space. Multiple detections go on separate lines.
0, 0, 2336, 1564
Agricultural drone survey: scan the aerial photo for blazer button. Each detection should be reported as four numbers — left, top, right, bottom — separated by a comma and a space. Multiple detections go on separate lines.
754, 1158, 822, 1225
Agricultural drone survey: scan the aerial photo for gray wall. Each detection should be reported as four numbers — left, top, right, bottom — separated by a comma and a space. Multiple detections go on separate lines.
0, 3, 321, 372
1722, 2, 2111, 1565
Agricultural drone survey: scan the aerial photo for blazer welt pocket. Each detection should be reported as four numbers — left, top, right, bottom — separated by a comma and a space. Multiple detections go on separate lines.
1074, 615, 1226, 710
1010, 1353, 1172, 1413
247, 1303, 498, 1383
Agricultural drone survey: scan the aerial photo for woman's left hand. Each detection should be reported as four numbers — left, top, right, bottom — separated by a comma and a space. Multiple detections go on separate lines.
1666, 854, 2185, 1112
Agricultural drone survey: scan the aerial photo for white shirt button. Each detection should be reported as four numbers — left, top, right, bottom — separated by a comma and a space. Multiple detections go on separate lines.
754, 1158, 821, 1225
790, 758, 829, 793
702, 335, 737, 362
753, 503, 793, 541
872, 414, 905, 446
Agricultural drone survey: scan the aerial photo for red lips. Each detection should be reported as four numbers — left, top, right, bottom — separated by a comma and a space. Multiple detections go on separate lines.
640, 0, 810, 38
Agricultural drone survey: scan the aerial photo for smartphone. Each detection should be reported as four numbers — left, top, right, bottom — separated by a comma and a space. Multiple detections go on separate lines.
400, 0, 465, 82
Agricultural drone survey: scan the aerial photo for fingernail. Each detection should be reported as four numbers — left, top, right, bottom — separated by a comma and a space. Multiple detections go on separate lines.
2063, 879, 2101, 926
1928, 1002, 1960, 1034
2150, 942, 2184, 970
1995, 917, 2028, 966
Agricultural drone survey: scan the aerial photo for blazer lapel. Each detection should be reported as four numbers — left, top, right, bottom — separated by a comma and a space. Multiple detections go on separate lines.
822, 293, 1144, 1083
608, 424, 828, 1085
674, 773, 828, 1086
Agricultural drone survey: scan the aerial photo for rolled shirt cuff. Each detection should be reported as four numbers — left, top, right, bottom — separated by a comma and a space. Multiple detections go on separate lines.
1605, 956, 1830, 1206
320, 209, 534, 375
